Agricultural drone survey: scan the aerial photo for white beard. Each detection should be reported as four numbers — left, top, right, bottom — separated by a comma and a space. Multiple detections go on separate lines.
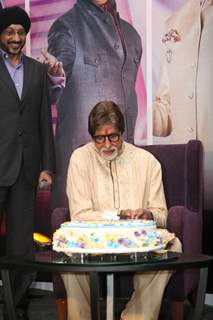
100, 146, 118, 161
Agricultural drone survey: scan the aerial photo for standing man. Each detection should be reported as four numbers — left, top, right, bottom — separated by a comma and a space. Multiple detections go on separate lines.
0, 6, 55, 319
153, 0, 213, 210
48, 0, 142, 208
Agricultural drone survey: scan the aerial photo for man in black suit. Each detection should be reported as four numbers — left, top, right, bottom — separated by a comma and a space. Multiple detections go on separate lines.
0, 6, 55, 319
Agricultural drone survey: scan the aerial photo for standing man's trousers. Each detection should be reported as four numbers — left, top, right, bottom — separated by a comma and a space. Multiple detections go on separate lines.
0, 162, 36, 307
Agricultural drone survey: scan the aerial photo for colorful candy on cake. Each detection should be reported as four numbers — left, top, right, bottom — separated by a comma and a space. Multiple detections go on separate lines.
53, 220, 172, 254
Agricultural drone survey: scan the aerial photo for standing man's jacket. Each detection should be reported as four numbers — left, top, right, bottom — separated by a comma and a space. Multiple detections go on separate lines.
0, 55, 55, 186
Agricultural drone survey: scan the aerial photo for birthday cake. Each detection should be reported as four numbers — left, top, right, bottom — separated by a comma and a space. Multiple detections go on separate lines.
53, 220, 170, 254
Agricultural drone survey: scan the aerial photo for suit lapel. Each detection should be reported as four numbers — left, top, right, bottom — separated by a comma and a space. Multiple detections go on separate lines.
21, 55, 32, 103
0, 56, 20, 100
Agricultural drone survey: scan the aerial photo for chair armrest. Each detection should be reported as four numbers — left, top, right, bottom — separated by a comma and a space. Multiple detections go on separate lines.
51, 208, 70, 233
167, 206, 202, 253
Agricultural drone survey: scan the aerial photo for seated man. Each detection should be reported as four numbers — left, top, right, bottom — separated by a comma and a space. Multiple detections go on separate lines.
63, 100, 182, 320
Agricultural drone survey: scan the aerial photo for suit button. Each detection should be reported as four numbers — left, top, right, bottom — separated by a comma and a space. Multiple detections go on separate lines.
18, 130, 23, 136
188, 127, 194, 133
188, 92, 194, 99
114, 44, 120, 50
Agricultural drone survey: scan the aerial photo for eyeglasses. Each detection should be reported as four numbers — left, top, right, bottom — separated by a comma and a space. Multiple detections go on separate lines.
93, 133, 121, 144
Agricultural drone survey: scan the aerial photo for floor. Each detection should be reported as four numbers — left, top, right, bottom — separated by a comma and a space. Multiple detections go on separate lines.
0, 288, 213, 320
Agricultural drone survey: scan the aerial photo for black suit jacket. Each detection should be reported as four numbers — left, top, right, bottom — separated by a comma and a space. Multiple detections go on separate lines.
0, 54, 55, 186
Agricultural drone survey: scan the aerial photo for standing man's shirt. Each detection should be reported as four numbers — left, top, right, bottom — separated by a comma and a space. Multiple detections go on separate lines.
0, 48, 23, 98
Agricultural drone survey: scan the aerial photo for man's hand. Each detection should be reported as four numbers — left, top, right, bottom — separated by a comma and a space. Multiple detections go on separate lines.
119, 209, 136, 219
38, 171, 52, 186
39, 48, 65, 77
134, 209, 154, 220
119, 209, 153, 220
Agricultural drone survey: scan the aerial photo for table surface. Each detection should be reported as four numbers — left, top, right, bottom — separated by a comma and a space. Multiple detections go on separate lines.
0, 251, 212, 320
0, 251, 212, 273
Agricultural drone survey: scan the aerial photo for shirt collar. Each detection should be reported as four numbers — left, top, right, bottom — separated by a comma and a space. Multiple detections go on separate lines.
0, 48, 24, 66
0, 48, 6, 59
99, 0, 116, 13
200, 0, 213, 6
86, 0, 117, 14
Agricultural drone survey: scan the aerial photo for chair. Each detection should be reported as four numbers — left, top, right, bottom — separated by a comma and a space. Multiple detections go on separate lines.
51, 139, 204, 319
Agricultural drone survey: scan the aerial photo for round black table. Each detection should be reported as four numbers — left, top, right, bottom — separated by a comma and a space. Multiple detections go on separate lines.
0, 251, 212, 320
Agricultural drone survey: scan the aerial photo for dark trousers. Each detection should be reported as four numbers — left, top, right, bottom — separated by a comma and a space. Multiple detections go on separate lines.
0, 163, 36, 307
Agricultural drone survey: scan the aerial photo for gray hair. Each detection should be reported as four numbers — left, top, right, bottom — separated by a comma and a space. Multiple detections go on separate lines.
88, 101, 125, 137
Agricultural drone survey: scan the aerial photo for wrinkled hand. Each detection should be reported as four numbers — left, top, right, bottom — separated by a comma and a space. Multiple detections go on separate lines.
38, 171, 52, 186
119, 209, 135, 220
119, 209, 153, 220
39, 48, 65, 77
134, 209, 154, 220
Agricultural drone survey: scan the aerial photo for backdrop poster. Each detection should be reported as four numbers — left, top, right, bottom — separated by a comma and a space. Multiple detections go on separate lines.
0, 0, 191, 145
2, 0, 147, 142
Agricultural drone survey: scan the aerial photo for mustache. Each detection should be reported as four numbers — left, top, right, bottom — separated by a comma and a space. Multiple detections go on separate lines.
101, 146, 117, 151
8, 41, 22, 45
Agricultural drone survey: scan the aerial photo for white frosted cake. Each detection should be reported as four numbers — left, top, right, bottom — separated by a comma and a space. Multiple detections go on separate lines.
53, 220, 166, 254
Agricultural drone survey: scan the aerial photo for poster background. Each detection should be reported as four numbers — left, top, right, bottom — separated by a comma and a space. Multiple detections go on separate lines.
1, 0, 184, 144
